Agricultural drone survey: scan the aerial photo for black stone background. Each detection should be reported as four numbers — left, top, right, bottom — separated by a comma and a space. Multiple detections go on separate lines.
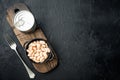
0, 0, 120, 80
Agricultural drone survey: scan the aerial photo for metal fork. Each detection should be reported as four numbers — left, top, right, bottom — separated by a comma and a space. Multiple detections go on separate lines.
4, 34, 35, 79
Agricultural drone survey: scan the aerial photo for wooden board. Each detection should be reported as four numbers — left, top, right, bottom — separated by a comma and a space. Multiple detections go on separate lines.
6, 3, 58, 73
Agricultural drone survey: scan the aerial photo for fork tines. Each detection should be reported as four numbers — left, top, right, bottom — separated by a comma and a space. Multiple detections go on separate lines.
4, 34, 14, 46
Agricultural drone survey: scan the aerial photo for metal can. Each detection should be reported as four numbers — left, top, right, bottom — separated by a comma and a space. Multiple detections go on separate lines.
13, 10, 36, 33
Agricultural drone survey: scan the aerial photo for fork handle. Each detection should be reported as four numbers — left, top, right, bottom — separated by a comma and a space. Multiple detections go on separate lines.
14, 49, 35, 79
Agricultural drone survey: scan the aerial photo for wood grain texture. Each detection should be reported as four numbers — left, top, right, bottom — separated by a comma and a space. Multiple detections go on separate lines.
6, 3, 58, 73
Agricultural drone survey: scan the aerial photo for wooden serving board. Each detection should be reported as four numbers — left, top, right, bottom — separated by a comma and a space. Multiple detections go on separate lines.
6, 3, 58, 73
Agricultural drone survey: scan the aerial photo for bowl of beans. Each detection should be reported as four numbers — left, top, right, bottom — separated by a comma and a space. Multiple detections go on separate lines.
24, 38, 54, 63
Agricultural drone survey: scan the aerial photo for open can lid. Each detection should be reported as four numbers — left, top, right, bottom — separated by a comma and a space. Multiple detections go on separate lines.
13, 10, 35, 32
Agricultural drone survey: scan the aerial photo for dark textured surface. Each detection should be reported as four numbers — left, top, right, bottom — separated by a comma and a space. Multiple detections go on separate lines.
0, 0, 120, 80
